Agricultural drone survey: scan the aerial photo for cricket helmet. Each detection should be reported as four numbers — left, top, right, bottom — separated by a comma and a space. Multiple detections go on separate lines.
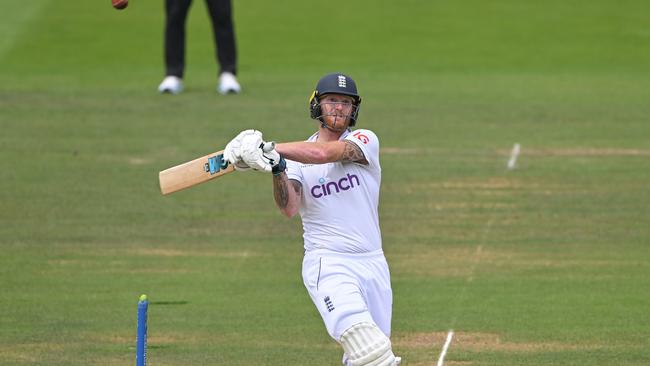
309, 73, 362, 126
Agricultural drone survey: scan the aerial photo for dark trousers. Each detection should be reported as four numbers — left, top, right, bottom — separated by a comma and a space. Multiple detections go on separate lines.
164, 0, 237, 78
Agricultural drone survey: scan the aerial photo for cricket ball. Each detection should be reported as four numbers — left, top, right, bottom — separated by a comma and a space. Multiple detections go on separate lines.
112, 0, 128, 10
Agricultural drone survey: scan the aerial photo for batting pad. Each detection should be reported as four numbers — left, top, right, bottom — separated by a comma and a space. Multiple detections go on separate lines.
340, 322, 397, 366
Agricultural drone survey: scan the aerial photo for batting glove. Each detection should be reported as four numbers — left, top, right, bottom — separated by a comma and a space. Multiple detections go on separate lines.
240, 133, 272, 172
224, 129, 261, 171
262, 142, 286, 175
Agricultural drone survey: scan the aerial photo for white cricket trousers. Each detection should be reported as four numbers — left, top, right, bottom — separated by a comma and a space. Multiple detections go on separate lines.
302, 249, 393, 341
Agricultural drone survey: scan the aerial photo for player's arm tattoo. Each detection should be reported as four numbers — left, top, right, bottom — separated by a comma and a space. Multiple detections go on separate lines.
273, 174, 302, 209
290, 179, 302, 198
273, 174, 290, 208
341, 140, 369, 165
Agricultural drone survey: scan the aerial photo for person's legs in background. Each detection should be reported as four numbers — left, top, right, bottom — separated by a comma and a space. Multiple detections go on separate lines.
206, 0, 241, 94
159, 0, 193, 94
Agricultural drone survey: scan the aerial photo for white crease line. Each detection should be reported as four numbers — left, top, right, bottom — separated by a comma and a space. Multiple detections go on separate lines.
439, 214, 492, 365
436, 330, 454, 366
507, 143, 521, 170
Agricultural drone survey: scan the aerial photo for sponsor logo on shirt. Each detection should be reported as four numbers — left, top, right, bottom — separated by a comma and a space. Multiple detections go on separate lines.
310, 174, 360, 198
353, 131, 369, 144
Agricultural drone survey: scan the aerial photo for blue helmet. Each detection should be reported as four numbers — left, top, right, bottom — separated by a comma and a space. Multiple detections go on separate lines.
309, 73, 362, 126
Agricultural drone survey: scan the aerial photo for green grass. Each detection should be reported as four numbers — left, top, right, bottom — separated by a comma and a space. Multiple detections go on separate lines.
1, 0, 649, 365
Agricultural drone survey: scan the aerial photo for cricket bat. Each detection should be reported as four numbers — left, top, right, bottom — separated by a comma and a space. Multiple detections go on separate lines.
159, 150, 234, 195
158, 142, 275, 195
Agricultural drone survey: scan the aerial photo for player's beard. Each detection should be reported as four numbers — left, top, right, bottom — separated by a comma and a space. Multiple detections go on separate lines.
322, 112, 351, 132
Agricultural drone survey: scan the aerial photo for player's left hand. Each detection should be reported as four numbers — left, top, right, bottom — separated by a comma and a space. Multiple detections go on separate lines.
261, 143, 286, 175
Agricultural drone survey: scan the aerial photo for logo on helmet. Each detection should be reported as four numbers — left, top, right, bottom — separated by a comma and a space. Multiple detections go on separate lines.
337, 75, 347, 88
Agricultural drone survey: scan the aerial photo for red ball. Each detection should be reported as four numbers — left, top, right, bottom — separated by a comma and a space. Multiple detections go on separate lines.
112, 0, 128, 10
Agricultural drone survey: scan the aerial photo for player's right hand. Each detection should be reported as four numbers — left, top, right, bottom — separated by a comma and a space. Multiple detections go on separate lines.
224, 129, 261, 171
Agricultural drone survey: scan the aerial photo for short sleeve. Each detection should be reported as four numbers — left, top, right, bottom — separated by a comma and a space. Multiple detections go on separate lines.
344, 129, 380, 169
285, 158, 303, 183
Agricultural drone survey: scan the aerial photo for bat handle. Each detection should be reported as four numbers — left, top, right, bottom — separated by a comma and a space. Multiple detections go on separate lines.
261, 141, 276, 152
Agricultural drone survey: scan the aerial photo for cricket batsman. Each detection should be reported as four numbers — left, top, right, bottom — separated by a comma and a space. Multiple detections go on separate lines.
225, 73, 400, 366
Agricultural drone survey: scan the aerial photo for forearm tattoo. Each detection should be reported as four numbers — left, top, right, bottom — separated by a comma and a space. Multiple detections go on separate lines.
273, 173, 290, 208
273, 175, 302, 209
341, 140, 369, 165
291, 179, 302, 196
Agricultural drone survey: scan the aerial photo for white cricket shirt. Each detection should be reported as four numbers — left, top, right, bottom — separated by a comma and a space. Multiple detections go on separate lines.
286, 129, 382, 253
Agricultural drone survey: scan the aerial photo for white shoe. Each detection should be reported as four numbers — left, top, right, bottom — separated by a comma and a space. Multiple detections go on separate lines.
158, 76, 183, 95
217, 72, 241, 94
395, 356, 402, 365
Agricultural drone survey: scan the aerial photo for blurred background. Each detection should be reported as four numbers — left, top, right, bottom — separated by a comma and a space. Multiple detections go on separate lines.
1, 1, 649, 365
